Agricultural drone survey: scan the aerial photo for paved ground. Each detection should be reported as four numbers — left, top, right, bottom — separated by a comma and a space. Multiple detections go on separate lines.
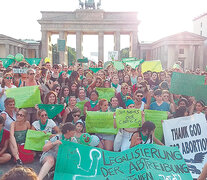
0, 157, 42, 178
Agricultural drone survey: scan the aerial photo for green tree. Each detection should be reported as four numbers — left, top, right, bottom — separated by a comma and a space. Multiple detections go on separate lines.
52, 44, 76, 65
120, 47, 129, 59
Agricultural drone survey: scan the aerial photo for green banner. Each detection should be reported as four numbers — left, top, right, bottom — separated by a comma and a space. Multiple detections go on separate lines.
112, 61, 124, 71
124, 59, 144, 69
38, 104, 64, 119
0, 58, 15, 68
54, 141, 192, 180
25, 58, 41, 65
76, 100, 88, 116
96, 87, 115, 102
24, 130, 51, 151
122, 57, 137, 62
67, 70, 73, 76
89, 67, 103, 73
144, 109, 168, 141
6, 86, 41, 108
57, 39, 66, 51
170, 72, 207, 104
86, 111, 118, 134
115, 109, 142, 128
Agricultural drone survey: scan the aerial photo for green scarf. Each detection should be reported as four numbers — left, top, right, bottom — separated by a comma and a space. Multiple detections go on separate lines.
112, 83, 118, 88
140, 132, 148, 143
83, 85, 89, 91
110, 106, 118, 112
62, 134, 71, 141
90, 100, 98, 108
120, 92, 128, 105
80, 75, 83, 80
0, 129, 3, 143
65, 96, 69, 105
39, 120, 48, 131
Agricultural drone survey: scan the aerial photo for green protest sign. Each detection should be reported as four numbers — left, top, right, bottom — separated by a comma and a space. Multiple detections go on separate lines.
54, 141, 193, 180
89, 67, 103, 73
86, 111, 118, 134
112, 61, 124, 71
169, 72, 207, 104
122, 57, 137, 62
0, 58, 15, 68
25, 58, 41, 65
115, 109, 142, 128
144, 109, 168, 141
78, 58, 89, 63
38, 104, 64, 119
6, 86, 41, 108
96, 87, 115, 102
57, 39, 66, 51
76, 100, 88, 116
24, 130, 51, 151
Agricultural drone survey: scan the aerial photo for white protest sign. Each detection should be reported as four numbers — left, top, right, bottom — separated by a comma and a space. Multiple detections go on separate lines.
163, 114, 207, 179
108, 51, 118, 61
13, 68, 28, 74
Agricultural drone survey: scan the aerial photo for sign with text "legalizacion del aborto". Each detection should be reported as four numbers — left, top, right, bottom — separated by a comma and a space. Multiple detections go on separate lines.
54, 141, 192, 180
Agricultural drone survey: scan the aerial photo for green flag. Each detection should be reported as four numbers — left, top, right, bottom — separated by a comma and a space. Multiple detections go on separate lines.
124, 59, 144, 69
0, 58, 15, 68
24, 130, 51, 151
38, 104, 64, 119
25, 58, 41, 65
122, 57, 137, 62
89, 67, 103, 73
96, 87, 115, 102
78, 58, 89, 63
111, 61, 124, 71
144, 109, 168, 141
86, 111, 118, 134
169, 72, 207, 104
76, 100, 88, 116
115, 109, 142, 128
6, 86, 41, 108
67, 70, 73, 76
54, 141, 193, 180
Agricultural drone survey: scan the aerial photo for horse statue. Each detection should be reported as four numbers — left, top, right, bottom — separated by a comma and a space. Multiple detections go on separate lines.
97, 0, 101, 9
79, 0, 84, 9
85, 0, 95, 9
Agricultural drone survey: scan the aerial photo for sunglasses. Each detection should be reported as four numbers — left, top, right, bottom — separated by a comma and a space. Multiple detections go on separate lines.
29, 73, 35, 75
17, 113, 25, 117
136, 95, 143, 98
5, 77, 12, 79
73, 114, 80, 117
41, 114, 47, 117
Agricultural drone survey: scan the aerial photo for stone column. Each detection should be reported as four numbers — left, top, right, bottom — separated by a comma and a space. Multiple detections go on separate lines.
5, 44, 10, 56
15, 46, 18, 55
114, 31, 120, 60
199, 45, 204, 70
175, 45, 179, 62
41, 30, 49, 59
59, 31, 68, 65
35, 49, 39, 58
130, 31, 138, 58
189, 45, 195, 70
98, 32, 104, 61
76, 31, 83, 60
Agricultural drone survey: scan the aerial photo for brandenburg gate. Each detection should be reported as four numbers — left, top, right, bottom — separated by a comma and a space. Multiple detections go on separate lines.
38, 9, 139, 64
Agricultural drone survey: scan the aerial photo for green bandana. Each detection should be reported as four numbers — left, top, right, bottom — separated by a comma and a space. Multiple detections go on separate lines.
80, 75, 83, 80
39, 120, 48, 131
110, 106, 118, 112
65, 96, 69, 105
62, 134, 71, 141
90, 100, 98, 108
140, 132, 148, 143
0, 129, 3, 143
120, 92, 128, 105
112, 83, 118, 88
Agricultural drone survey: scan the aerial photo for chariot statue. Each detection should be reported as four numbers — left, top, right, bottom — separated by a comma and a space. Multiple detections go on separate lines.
78, 0, 101, 9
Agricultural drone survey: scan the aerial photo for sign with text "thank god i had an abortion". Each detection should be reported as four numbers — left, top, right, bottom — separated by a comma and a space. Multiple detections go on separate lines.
54, 141, 192, 180
163, 114, 207, 179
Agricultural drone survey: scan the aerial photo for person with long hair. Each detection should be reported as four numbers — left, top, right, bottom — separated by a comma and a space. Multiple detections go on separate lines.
57, 71, 68, 87
0, 115, 11, 164
130, 121, 163, 148
123, 74, 132, 86
58, 86, 70, 106
77, 87, 89, 102
96, 99, 114, 151
51, 84, 61, 97
1, 98, 17, 131
10, 109, 31, 165
111, 74, 121, 93
0, 73, 16, 111
69, 81, 79, 98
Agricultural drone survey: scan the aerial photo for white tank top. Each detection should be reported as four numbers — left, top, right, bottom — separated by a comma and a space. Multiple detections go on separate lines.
1, 111, 16, 131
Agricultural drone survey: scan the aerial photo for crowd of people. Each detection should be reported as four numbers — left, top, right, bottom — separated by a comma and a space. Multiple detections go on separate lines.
0, 59, 207, 180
